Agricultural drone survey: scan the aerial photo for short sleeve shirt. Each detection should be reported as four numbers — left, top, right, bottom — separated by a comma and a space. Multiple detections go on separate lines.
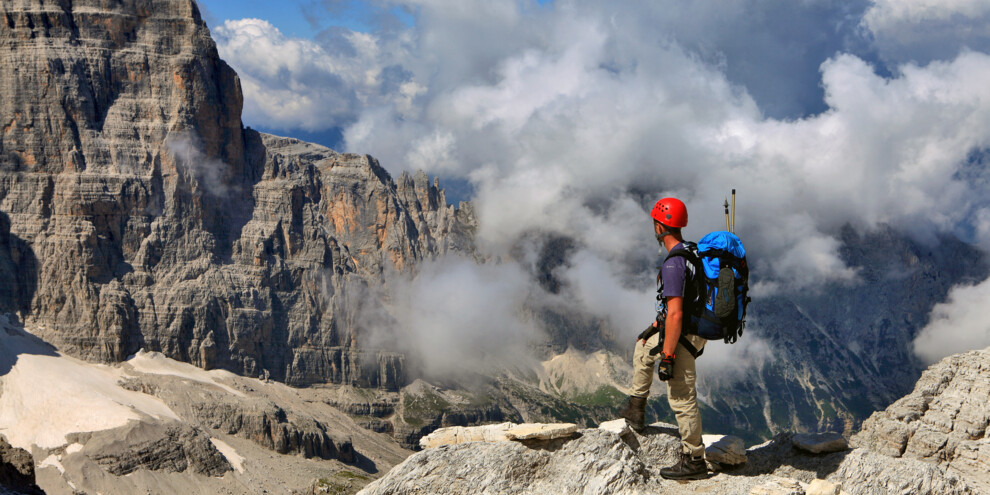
661, 243, 691, 299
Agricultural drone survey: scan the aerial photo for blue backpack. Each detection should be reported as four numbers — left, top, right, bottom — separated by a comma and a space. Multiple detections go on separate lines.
661, 231, 750, 344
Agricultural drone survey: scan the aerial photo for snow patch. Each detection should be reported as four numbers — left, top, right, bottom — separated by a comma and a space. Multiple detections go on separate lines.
126, 350, 246, 397
210, 438, 245, 473
38, 454, 64, 474
0, 318, 180, 450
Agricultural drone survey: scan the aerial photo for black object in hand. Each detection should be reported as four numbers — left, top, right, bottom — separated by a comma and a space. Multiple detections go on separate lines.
657, 353, 675, 381
637, 324, 659, 342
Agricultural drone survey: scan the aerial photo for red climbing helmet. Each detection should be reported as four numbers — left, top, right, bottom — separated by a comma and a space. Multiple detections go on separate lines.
651, 197, 688, 228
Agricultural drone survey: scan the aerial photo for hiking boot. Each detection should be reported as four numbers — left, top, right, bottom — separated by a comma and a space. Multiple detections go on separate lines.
659, 453, 708, 480
617, 395, 647, 431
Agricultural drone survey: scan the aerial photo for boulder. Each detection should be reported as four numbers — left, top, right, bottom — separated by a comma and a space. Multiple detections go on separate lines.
705, 435, 747, 466
598, 419, 631, 436
792, 432, 847, 454
805, 479, 842, 495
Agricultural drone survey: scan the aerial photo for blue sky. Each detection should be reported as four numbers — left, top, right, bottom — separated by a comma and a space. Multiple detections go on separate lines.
198, 0, 551, 38
199, 0, 366, 38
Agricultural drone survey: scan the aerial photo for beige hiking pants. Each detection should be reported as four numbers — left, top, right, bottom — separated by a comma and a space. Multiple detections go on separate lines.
630, 331, 707, 459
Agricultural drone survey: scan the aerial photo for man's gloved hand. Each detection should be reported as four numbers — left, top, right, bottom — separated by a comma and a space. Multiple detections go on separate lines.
657, 353, 675, 381
637, 323, 658, 342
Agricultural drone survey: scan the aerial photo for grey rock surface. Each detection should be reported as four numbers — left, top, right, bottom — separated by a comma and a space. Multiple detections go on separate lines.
792, 433, 847, 454
360, 429, 652, 495
749, 477, 805, 495
0, 438, 43, 495
0, 0, 476, 390
84, 422, 230, 477
706, 435, 747, 466
828, 449, 974, 495
852, 346, 990, 493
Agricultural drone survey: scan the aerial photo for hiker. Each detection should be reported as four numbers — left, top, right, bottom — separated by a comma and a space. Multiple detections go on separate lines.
617, 197, 708, 480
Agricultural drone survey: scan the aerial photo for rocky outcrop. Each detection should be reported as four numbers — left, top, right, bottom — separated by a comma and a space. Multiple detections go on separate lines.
0, 438, 43, 495
828, 449, 973, 495
361, 428, 654, 495
0, 0, 476, 388
360, 422, 976, 495
84, 422, 230, 477
851, 346, 990, 492
191, 398, 355, 462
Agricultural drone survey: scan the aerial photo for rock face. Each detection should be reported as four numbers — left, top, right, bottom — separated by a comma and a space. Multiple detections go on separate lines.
85, 422, 230, 477
0, 0, 476, 388
0, 438, 43, 495
851, 346, 990, 493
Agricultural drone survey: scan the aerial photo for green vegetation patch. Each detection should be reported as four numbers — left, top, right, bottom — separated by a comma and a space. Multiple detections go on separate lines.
335, 470, 371, 481
570, 385, 625, 407
401, 390, 452, 425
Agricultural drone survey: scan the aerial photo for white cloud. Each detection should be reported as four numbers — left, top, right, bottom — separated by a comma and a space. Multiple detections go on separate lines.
368, 257, 545, 377
863, 0, 990, 65
913, 277, 990, 364
210, 0, 990, 363
166, 132, 234, 197
865, 0, 990, 26
212, 18, 419, 131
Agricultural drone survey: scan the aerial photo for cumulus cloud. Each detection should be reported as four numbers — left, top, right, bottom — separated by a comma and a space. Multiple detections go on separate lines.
865, 0, 990, 26
208, 0, 990, 365
863, 0, 990, 65
211, 18, 421, 131
913, 277, 990, 364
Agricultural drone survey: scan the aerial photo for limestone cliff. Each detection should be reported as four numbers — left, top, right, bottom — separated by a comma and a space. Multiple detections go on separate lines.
0, 0, 476, 386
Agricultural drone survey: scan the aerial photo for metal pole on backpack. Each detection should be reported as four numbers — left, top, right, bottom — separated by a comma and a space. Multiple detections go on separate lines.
731, 189, 736, 233
723, 198, 731, 232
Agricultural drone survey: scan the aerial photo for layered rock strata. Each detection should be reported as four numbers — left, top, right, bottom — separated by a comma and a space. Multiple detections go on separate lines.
0, 0, 476, 387
851, 346, 990, 493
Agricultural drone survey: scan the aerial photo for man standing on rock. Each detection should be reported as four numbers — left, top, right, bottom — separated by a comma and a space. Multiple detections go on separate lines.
617, 197, 708, 480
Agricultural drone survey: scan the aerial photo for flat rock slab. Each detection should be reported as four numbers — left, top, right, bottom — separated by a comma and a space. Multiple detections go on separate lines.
706, 435, 747, 466
419, 423, 515, 449
793, 433, 848, 454
750, 476, 806, 495
806, 479, 843, 495
598, 419, 630, 436
505, 423, 579, 441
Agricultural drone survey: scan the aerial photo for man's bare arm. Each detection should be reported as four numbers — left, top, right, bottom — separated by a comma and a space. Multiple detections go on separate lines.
662, 296, 683, 357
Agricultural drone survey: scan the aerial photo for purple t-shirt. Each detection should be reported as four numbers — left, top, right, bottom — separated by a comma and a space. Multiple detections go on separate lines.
661, 243, 692, 299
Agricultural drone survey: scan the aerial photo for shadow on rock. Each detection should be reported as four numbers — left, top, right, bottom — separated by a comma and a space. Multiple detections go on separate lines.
0, 314, 58, 376
350, 451, 379, 474
517, 432, 584, 453
733, 432, 851, 479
